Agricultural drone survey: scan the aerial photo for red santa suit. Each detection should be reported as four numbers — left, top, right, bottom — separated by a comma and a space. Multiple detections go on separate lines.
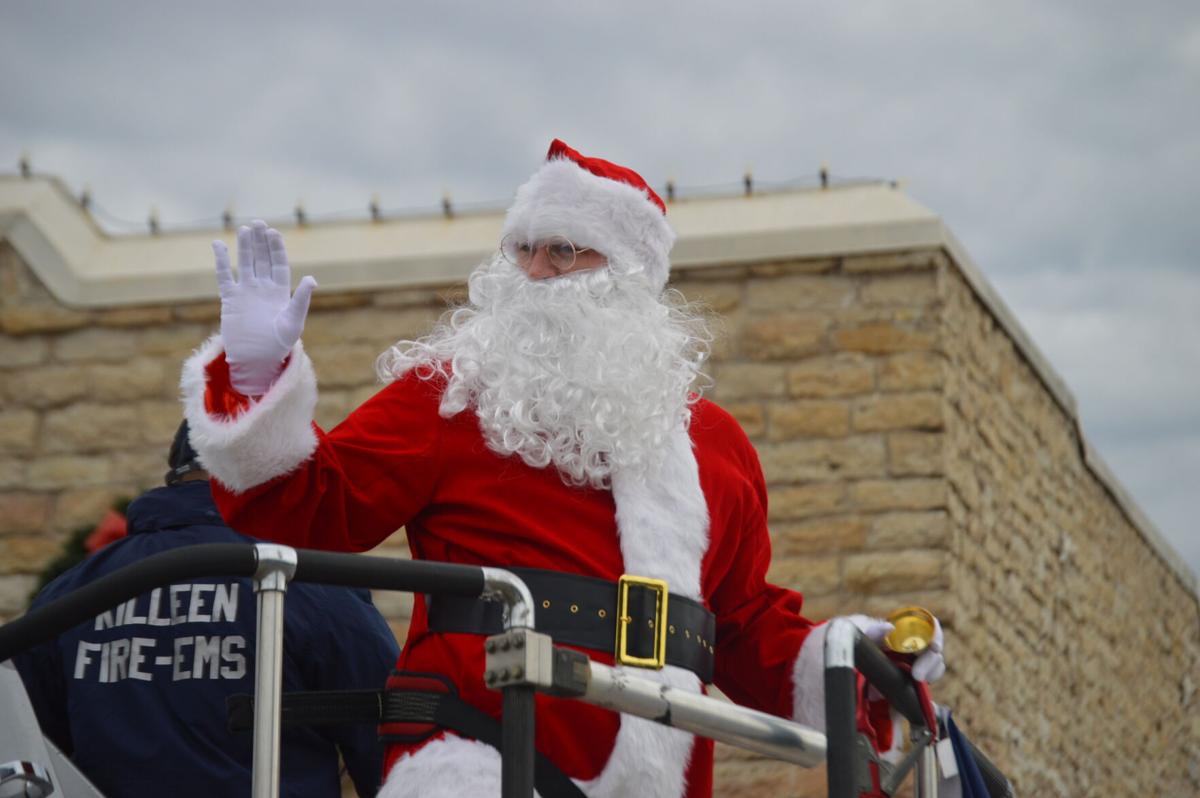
181, 141, 841, 798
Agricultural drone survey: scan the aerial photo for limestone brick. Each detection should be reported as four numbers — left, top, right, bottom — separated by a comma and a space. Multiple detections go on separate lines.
771, 515, 867, 556
308, 292, 373, 311
852, 393, 943, 432
879, 352, 944, 391
888, 431, 945, 475
833, 321, 936, 354
371, 287, 447, 309
868, 511, 950, 549
767, 400, 850, 440
859, 272, 939, 307
54, 487, 128, 532
0, 305, 90, 334
135, 323, 210, 356
53, 327, 143, 363
849, 478, 945, 511
0, 535, 63, 575
842, 249, 946, 273
711, 758, 806, 797
0, 574, 37, 615
137, 399, 186, 447
786, 354, 875, 398
306, 343, 385, 388
0, 409, 38, 453
314, 389, 354, 430
88, 358, 167, 402
5, 364, 89, 407
710, 363, 786, 400
745, 274, 856, 311
746, 257, 838, 277
742, 315, 827, 360
95, 306, 173, 328
0, 459, 24, 488
0, 335, 49, 368
767, 482, 846, 521
110, 450, 167, 488
758, 437, 886, 483
672, 264, 750, 282
767, 554, 841, 595
349, 384, 384, 409
371, 589, 415, 620
303, 306, 439, 345
844, 550, 949, 593
672, 280, 742, 313
42, 404, 143, 453
27, 455, 111, 489
721, 401, 765, 438
0, 492, 52, 534
172, 302, 222, 322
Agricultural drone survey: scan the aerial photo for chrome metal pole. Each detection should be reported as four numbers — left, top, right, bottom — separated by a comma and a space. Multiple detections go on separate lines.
480, 568, 537, 798
479, 567, 535, 630
915, 745, 939, 798
251, 544, 297, 798
582, 662, 826, 767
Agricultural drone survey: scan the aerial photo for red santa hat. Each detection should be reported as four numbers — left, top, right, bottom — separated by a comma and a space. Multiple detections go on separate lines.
501, 139, 676, 289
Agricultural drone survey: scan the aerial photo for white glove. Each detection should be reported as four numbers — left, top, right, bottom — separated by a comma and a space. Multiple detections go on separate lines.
911, 616, 945, 683
848, 613, 946, 683
214, 220, 317, 396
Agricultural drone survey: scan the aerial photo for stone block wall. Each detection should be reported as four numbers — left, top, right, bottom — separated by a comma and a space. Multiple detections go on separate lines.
2, 238, 1197, 796
938, 267, 1200, 795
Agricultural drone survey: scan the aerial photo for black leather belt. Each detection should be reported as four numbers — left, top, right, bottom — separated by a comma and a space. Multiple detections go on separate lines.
427, 567, 716, 683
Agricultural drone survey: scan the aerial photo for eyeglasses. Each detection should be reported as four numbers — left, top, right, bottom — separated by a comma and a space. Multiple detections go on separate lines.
499, 234, 596, 273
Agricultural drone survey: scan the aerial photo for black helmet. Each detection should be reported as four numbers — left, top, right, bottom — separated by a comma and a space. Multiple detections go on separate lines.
165, 420, 204, 485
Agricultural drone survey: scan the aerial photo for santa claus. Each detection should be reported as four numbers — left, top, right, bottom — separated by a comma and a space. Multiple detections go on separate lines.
181, 140, 944, 797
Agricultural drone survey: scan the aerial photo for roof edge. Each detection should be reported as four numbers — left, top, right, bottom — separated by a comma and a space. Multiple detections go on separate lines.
939, 227, 1198, 599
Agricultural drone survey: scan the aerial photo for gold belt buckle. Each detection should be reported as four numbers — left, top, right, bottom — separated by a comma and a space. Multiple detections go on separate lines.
615, 574, 669, 670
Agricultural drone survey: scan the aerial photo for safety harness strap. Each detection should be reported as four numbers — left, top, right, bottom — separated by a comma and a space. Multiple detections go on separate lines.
226, 674, 587, 798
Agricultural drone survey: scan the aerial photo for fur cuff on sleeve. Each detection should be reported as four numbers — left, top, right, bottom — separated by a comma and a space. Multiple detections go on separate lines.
792, 621, 829, 731
181, 334, 318, 494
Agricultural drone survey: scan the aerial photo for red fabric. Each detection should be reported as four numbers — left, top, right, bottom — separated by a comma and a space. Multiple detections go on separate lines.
84, 509, 127, 554
203, 353, 254, 417
206, 368, 817, 796
547, 138, 668, 214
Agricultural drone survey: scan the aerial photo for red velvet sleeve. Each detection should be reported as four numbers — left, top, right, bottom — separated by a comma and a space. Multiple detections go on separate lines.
209, 368, 446, 553
699, 404, 817, 719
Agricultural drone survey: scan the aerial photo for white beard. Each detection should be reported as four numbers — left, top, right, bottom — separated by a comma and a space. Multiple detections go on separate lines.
377, 256, 710, 489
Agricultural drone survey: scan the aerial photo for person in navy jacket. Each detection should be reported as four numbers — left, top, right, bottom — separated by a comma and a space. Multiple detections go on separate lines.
15, 421, 400, 797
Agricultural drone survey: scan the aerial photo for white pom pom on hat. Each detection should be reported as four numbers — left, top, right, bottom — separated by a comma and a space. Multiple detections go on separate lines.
502, 139, 676, 290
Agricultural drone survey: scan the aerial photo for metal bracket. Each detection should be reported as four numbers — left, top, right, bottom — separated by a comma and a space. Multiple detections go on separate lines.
880, 727, 934, 795
0, 760, 54, 798
480, 567, 536, 630
252, 544, 297, 593
484, 629, 556, 692
853, 734, 885, 796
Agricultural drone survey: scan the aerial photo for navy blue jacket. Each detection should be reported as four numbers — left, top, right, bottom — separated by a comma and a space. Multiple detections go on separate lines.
15, 481, 400, 797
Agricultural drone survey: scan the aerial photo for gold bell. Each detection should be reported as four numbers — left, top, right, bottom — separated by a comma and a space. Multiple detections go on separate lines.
883, 606, 936, 655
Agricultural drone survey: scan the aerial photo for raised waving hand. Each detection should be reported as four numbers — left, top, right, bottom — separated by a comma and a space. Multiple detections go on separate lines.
213, 220, 317, 396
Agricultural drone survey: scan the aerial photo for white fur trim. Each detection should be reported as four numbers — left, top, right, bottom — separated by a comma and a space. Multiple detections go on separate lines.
577, 424, 708, 797
577, 665, 699, 798
792, 621, 828, 732
791, 619, 904, 762
503, 158, 676, 290
180, 334, 318, 494
610, 426, 708, 601
379, 734, 519, 798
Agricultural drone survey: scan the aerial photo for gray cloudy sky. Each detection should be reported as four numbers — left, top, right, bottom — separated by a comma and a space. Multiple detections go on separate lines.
2, 1, 1197, 577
